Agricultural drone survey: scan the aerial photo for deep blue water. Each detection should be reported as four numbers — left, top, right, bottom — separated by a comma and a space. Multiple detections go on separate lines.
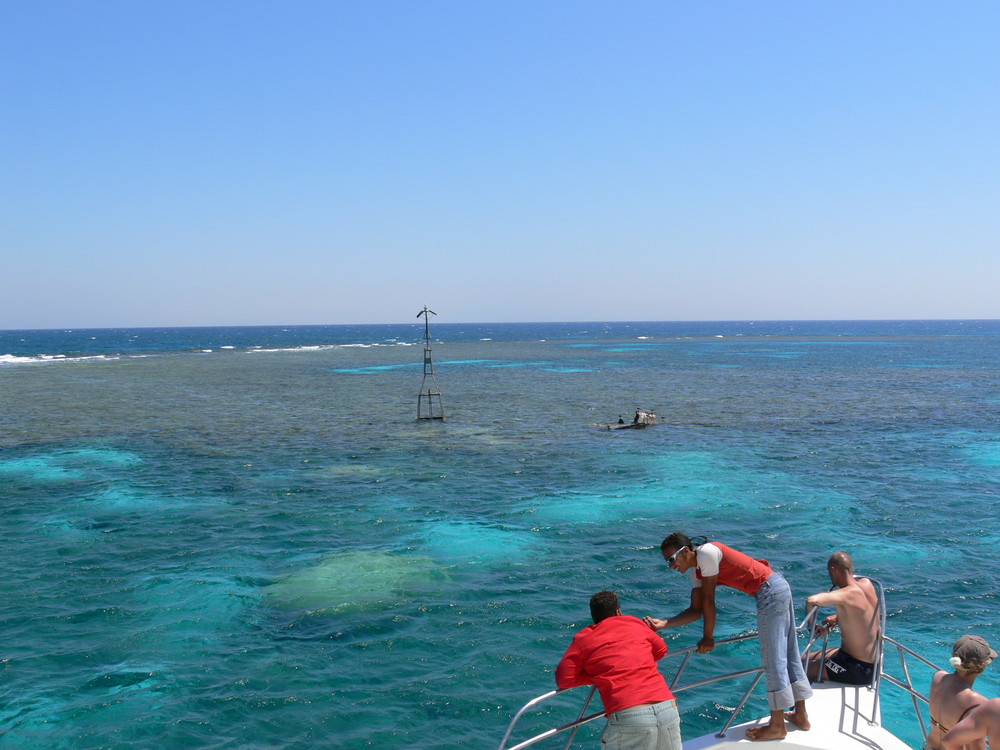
2, 320, 999, 749
3, 319, 999, 360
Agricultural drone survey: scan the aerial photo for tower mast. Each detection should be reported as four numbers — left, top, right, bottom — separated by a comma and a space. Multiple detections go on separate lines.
416, 305, 445, 420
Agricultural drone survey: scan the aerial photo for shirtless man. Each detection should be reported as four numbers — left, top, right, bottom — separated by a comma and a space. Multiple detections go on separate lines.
942, 696, 1000, 750
804, 552, 879, 685
927, 635, 996, 750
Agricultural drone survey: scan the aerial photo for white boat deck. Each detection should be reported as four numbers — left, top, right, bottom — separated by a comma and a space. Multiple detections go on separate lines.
682, 682, 911, 750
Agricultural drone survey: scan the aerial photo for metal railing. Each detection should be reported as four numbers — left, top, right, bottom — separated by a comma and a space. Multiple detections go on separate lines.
498, 576, 943, 750
495, 686, 601, 750
879, 635, 942, 740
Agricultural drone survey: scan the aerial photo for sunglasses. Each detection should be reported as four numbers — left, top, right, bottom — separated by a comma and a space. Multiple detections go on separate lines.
666, 548, 684, 567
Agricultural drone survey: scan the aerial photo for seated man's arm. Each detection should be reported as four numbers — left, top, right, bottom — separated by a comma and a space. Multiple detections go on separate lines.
806, 588, 850, 610
806, 589, 848, 633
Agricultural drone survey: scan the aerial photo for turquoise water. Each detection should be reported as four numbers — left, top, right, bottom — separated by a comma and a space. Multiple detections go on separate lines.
2, 321, 999, 749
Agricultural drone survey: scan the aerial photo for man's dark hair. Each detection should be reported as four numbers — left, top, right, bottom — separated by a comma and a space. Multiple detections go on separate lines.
589, 590, 620, 623
660, 532, 692, 554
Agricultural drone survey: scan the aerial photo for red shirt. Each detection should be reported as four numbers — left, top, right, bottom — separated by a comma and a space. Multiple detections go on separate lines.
694, 541, 772, 596
555, 615, 675, 715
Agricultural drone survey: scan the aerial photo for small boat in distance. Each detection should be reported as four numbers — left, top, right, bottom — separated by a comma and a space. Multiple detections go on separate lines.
597, 409, 659, 430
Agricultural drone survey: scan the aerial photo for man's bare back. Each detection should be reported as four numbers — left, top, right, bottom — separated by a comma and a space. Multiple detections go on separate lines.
857, 576, 878, 609
805, 553, 880, 682
829, 578, 879, 663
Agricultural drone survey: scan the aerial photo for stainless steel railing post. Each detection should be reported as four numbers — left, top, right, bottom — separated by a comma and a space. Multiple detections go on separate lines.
560, 686, 597, 750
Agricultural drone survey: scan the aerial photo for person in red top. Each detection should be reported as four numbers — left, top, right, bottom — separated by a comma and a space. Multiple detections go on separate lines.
644, 533, 812, 742
556, 590, 681, 750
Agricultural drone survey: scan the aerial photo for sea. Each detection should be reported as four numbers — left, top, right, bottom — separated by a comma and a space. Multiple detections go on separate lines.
2, 320, 999, 750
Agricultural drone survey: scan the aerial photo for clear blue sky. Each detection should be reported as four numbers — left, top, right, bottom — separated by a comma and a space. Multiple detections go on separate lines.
3, 1, 998, 328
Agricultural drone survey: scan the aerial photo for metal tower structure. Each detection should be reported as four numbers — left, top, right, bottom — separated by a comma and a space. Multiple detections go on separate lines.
416, 305, 445, 420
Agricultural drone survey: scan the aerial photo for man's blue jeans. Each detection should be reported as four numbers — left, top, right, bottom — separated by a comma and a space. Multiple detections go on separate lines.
601, 699, 681, 750
756, 572, 813, 710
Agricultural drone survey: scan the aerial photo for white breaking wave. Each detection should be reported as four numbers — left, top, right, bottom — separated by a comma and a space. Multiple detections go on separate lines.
246, 342, 417, 354
1, 340, 422, 365
247, 345, 341, 354
0, 353, 120, 366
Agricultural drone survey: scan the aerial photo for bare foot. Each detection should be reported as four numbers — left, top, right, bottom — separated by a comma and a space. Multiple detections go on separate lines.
745, 722, 788, 741
784, 710, 811, 730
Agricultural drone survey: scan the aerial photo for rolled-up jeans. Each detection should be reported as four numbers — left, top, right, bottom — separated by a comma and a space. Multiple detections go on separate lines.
755, 572, 813, 711
601, 699, 681, 750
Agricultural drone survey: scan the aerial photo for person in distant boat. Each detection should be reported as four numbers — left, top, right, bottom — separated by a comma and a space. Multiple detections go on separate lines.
927, 635, 996, 750
557, 590, 682, 750
644, 533, 811, 742
941, 696, 1000, 750
803, 552, 880, 685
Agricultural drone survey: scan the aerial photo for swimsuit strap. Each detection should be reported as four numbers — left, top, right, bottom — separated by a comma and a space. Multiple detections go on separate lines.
956, 703, 979, 724
930, 703, 980, 734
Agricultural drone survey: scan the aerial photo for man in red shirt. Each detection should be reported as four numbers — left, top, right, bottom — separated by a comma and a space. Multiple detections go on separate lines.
556, 590, 681, 749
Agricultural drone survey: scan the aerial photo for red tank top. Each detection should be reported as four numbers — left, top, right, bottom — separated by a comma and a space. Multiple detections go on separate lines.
695, 541, 773, 596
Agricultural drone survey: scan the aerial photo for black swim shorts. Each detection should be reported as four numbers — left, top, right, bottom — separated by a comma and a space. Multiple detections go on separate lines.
823, 649, 875, 686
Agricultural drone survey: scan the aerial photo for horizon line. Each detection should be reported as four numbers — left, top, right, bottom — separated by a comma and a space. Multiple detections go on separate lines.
3, 317, 1000, 333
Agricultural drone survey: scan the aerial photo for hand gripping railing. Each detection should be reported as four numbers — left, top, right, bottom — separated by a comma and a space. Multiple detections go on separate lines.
670, 606, 822, 739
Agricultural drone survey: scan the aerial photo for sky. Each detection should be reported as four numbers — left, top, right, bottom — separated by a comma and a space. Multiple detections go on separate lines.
2, 1, 999, 328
